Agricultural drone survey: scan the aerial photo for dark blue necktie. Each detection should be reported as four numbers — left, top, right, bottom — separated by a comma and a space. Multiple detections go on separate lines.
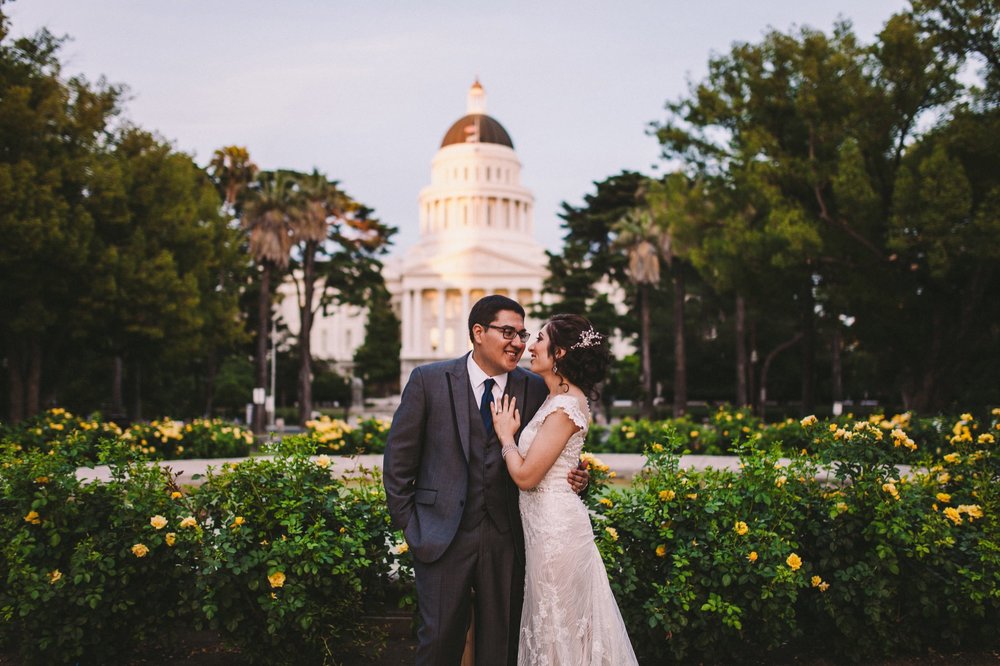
479, 378, 496, 436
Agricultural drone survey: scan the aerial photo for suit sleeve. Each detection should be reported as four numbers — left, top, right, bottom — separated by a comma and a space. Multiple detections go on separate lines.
383, 366, 427, 532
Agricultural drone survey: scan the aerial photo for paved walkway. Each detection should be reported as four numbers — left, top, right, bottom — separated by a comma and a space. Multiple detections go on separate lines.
74, 453, 894, 486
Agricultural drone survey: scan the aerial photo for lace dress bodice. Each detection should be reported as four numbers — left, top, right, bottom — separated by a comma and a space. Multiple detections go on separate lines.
517, 394, 590, 492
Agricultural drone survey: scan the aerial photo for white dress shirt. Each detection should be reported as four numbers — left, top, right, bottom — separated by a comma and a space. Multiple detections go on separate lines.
467, 353, 507, 406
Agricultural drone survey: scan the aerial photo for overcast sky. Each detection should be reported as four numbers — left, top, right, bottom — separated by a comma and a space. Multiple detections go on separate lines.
9, 0, 910, 254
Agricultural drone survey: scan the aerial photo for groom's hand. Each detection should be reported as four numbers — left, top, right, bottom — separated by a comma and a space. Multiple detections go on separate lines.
567, 460, 589, 494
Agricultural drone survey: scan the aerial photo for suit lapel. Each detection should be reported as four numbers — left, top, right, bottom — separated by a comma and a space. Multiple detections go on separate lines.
506, 368, 527, 438
446, 354, 472, 461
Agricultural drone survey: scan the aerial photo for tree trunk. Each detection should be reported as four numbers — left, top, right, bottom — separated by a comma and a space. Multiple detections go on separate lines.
672, 268, 686, 417
639, 284, 653, 419
26, 340, 41, 418
130, 362, 142, 422
800, 283, 816, 416
831, 326, 843, 407
7, 341, 25, 423
111, 356, 125, 418
758, 332, 803, 420
253, 262, 271, 434
203, 348, 217, 418
748, 320, 758, 415
298, 242, 317, 425
735, 294, 748, 407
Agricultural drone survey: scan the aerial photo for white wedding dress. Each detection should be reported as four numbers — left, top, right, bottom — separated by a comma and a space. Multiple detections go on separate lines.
516, 394, 639, 665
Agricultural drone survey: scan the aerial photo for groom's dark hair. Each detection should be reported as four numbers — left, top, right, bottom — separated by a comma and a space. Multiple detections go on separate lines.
468, 295, 525, 343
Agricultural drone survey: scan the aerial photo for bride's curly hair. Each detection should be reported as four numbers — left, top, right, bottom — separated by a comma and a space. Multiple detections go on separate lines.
545, 314, 611, 398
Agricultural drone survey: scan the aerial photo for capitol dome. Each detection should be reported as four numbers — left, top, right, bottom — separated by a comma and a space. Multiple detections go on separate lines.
440, 114, 514, 148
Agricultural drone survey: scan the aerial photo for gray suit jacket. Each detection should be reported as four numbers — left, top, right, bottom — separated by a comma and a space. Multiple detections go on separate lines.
383, 353, 548, 564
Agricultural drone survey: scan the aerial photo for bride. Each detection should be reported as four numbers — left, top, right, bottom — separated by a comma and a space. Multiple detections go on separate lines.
492, 314, 638, 665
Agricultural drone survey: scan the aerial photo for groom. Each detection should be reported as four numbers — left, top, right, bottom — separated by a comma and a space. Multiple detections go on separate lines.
383, 294, 587, 666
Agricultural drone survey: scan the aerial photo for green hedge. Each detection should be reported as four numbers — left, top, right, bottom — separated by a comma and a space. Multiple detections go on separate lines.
0, 438, 411, 665
589, 414, 1000, 663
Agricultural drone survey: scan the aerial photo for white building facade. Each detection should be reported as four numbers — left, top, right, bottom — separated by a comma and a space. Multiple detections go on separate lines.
277, 81, 550, 387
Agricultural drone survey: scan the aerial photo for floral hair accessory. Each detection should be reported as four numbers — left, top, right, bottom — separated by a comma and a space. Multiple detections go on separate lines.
571, 327, 603, 349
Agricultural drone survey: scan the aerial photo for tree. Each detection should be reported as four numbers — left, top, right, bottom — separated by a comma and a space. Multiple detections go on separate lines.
353, 284, 401, 397
0, 27, 123, 421
242, 170, 296, 433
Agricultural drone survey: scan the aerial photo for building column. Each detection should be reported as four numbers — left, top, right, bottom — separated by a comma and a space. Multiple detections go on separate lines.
401, 287, 412, 355
436, 289, 446, 355
413, 289, 423, 355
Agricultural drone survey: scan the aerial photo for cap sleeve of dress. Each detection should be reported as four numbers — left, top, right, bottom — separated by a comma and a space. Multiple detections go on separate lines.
551, 394, 590, 431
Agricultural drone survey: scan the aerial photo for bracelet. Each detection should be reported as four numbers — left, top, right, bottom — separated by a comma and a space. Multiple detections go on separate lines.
501, 444, 520, 460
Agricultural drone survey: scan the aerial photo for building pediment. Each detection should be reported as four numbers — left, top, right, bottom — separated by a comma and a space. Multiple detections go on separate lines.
404, 245, 547, 279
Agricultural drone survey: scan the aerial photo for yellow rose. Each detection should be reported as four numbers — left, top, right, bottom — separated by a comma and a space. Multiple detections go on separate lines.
659, 489, 675, 501
800, 415, 818, 427
818, 581, 830, 592
231, 516, 245, 529
170, 491, 182, 500
734, 521, 749, 536
650, 443, 664, 453
786, 553, 802, 570
775, 476, 787, 488
165, 532, 177, 547
977, 433, 994, 444
150, 515, 167, 530
315, 455, 331, 468
936, 493, 951, 504
690, 430, 699, 438
605, 527, 618, 542
958, 504, 983, 520
131, 543, 149, 558
179, 516, 197, 529
655, 544, 667, 557
747, 551, 758, 563
686, 493, 698, 500
811, 575, 822, 587
599, 497, 613, 508
943, 507, 962, 525
268, 572, 286, 588
23, 510, 41, 525
943, 453, 960, 464
34, 476, 49, 485
835, 502, 848, 514
48, 569, 62, 584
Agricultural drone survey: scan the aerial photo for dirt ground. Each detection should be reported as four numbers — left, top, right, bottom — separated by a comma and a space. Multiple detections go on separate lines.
3, 633, 997, 665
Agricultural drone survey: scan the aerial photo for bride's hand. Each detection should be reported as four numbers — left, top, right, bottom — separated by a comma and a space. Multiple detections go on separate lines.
492, 395, 520, 440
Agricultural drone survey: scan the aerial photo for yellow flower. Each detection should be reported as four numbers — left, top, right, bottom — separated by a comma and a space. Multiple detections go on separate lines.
650, 443, 664, 453
800, 415, 818, 427
315, 455, 331, 468
599, 497, 613, 508
268, 572, 286, 588
231, 516, 245, 529
655, 544, 666, 557
958, 504, 983, 520
170, 491, 182, 500
882, 483, 899, 501
131, 543, 149, 558
943, 507, 962, 525
339, 526, 346, 534
977, 433, 994, 445
165, 532, 177, 547
936, 493, 951, 504
659, 489, 675, 501
48, 569, 62, 584
34, 476, 49, 485
938, 472, 951, 484
396, 542, 409, 555
23, 510, 41, 525
786, 553, 802, 571
689, 430, 699, 438
835, 502, 848, 514
818, 582, 830, 592
943, 452, 961, 464
179, 516, 197, 529
605, 527, 618, 541
775, 476, 787, 488
811, 575, 822, 587
960, 413, 973, 422
686, 493, 698, 500
734, 521, 749, 536
150, 515, 167, 530
747, 551, 758, 563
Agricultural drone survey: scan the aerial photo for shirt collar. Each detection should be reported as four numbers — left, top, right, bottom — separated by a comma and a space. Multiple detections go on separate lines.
467, 352, 508, 394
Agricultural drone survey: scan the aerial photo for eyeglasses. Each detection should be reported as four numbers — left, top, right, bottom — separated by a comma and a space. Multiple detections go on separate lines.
486, 324, 530, 343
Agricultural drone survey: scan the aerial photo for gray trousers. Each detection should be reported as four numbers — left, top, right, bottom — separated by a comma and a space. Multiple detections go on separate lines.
413, 516, 524, 666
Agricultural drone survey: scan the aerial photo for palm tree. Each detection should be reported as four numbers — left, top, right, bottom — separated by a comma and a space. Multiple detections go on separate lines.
242, 171, 297, 434
291, 169, 350, 425
613, 207, 662, 419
